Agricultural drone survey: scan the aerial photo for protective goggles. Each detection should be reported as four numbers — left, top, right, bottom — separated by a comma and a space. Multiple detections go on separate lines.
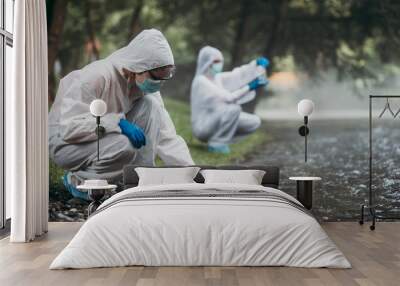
146, 65, 176, 81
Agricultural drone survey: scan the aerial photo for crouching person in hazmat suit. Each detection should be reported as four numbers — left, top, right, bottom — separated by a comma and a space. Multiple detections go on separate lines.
190, 46, 269, 154
49, 29, 194, 200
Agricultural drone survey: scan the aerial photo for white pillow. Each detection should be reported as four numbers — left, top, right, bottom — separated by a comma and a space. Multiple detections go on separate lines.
135, 167, 201, 186
200, 169, 266, 185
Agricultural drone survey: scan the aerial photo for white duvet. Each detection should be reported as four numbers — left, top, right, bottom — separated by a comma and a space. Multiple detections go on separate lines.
50, 183, 351, 269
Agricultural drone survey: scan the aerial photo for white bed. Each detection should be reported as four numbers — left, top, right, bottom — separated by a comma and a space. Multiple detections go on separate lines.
50, 183, 351, 269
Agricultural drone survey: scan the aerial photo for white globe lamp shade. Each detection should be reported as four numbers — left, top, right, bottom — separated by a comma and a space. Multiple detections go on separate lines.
90, 99, 107, 117
298, 99, 314, 116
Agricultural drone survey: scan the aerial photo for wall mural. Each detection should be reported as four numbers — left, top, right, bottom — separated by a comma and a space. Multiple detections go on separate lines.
47, 0, 400, 222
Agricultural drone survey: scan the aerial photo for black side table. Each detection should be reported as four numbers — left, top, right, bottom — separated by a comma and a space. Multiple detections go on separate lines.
77, 183, 117, 216
87, 189, 106, 215
289, 177, 321, 210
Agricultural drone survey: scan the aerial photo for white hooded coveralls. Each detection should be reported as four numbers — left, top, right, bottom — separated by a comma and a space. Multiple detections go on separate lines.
49, 29, 194, 184
190, 46, 263, 146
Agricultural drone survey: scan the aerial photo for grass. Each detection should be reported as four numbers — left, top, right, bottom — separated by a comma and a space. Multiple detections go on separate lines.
49, 159, 69, 199
49, 97, 268, 190
162, 97, 267, 165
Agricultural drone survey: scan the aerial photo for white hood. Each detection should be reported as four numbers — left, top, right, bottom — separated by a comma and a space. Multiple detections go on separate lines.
109, 29, 174, 73
195, 46, 223, 75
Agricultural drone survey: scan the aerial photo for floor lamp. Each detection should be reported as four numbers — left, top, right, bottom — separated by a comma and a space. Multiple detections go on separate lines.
297, 99, 314, 162
90, 99, 107, 161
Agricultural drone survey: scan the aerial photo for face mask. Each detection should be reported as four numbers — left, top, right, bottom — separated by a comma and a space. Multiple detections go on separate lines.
211, 62, 223, 75
136, 78, 163, 94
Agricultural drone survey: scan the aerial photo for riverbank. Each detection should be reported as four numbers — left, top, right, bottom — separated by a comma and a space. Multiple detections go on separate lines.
49, 97, 268, 221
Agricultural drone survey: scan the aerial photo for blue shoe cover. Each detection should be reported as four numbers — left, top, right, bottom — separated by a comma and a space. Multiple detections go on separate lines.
62, 172, 89, 201
208, 144, 231, 154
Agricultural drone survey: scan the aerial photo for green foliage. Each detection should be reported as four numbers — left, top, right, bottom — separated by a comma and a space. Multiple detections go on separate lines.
162, 97, 267, 165
52, 0, 400, 90
49, 159, 66, 196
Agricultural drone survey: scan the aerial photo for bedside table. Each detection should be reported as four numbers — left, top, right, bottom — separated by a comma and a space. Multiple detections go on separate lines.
289, 177, 321, 210
77, 180, 117, 216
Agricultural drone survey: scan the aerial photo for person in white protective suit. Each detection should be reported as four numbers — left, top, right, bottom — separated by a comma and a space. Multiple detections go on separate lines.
190, 46, 269, 154
49, 29, 194, 200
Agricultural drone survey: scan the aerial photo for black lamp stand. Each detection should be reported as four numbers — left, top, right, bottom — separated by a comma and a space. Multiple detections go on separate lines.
298, 116, 310, 162
95, 116, 105, 161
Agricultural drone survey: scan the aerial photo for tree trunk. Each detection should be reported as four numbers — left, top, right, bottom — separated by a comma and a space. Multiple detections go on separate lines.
263, 0, 289, 58
127, 0, 144, 42
243, 1, 289, 114
84, 0, 100, 62
47, 0, 68, 105
230, 0, 250, 68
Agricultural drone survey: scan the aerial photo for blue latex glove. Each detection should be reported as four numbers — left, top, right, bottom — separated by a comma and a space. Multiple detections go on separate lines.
256, 57, 270, 68
248, 77, 269, 91
118, 119, 146, 149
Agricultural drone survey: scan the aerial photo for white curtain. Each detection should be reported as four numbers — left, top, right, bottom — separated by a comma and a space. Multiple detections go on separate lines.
9, 0, 49, 242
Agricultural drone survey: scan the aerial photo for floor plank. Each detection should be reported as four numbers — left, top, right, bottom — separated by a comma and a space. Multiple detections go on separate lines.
0, 222, 399, 286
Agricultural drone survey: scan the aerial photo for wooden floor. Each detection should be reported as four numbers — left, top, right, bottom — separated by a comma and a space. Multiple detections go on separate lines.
0, 222, 399, 286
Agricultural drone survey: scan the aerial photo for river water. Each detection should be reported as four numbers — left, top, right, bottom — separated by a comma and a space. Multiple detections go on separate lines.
242, 119, 400, 221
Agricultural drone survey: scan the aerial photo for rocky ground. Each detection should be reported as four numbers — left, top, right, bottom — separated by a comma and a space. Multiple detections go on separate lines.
49, 119, 400, 222
49, 190, 88, 222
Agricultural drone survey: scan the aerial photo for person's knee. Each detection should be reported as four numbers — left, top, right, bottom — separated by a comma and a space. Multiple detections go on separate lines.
53, 151, 70, 169
237, 113, 261, 135
246, 115, 261, 132
52, 146, 78, 170
251, 116, 262, 131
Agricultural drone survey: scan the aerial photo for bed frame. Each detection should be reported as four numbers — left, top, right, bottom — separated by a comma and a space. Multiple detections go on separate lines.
122, 165, 280, 189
